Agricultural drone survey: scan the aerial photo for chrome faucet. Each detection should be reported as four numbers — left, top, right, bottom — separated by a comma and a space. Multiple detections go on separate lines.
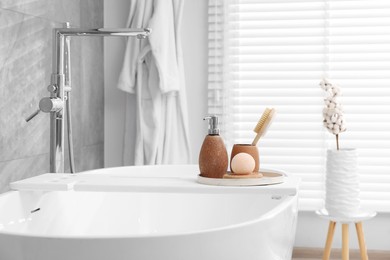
26, 23, 151, 173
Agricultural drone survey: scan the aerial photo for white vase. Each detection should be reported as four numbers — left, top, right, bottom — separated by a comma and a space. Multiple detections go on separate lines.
325, 148, 360, 217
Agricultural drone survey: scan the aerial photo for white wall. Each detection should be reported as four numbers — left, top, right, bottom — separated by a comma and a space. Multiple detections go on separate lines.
104, 0, 129, 167
104, 0, 390, 251
181, 0, 209, 163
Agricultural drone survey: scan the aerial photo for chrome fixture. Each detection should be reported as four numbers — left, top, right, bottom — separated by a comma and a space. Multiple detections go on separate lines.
26, 24, 151, 173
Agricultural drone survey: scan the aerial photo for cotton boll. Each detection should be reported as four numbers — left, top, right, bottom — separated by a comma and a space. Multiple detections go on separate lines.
332, 87, 339, 95
333, 124, 340, 134
320, 79, 347, 137
323, 112, 328, 119
329, 99, 338, 106
331, 114, 338, 123
319, 80, 326, 90
328, 102, 336, 109
321, 79, 331, 89
327, 109, 335, 116
325, 97, 333, 103
323, 79, 331, 86
333, 85, 341, 94
323, 121, 328, 127
323, 107, 328, 115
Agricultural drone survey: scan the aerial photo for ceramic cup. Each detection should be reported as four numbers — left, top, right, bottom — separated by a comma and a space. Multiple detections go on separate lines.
230, 144, 259, 173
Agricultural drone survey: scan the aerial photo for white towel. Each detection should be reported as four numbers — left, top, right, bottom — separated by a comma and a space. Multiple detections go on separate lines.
118, 0, 191, 165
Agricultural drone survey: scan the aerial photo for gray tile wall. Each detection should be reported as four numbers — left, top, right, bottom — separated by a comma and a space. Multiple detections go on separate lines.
0, 0, 104, 192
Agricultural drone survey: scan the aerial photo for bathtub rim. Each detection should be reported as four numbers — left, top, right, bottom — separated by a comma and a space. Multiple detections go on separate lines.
0, 190, 298, 240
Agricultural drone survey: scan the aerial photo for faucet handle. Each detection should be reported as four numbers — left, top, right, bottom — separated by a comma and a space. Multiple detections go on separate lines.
25, 109, 41, 122
39, 97, 63, 113
25, 97, 63, 122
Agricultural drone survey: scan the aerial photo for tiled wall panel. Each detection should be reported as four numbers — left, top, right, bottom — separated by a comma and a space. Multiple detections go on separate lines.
0, 0, 104, 191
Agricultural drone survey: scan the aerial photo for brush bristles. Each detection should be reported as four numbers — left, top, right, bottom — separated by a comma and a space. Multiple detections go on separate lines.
254, 108, 271, 133
252, 108, 276, 146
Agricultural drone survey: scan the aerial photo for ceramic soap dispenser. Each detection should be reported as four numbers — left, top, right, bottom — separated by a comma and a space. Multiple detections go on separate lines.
199, 116, 228, 178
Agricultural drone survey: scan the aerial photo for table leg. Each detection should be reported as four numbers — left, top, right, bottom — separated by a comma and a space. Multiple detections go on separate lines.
342, 224, 349, 260
322, 221, 336, 260
356, 222, 368, 260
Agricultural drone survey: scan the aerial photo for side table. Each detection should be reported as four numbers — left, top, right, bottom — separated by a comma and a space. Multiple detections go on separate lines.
316, 209, 377, 260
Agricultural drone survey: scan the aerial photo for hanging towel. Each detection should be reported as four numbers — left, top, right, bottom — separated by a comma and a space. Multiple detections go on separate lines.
117, 0, 191, 165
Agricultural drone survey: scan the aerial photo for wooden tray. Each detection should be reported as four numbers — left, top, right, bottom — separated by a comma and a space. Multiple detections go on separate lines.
197, 169, 284, 186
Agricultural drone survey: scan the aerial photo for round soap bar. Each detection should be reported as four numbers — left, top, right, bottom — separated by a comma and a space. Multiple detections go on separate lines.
230, 153, 255, 175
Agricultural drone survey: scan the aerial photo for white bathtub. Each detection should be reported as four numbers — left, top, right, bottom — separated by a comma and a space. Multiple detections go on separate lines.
0, 165, 299, 260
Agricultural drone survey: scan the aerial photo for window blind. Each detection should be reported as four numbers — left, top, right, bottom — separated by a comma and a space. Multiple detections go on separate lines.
208, 0, 390, 211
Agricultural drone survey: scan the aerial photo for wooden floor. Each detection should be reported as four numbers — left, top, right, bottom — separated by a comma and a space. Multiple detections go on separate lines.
292, 248, 390, 260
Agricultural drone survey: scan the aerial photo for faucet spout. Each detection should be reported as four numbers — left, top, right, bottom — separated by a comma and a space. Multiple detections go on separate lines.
47, 25, 150, 173
54, 27, 151, 37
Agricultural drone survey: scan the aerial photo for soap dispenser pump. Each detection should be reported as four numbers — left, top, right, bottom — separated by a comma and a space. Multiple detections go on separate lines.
199, 116, 228, 178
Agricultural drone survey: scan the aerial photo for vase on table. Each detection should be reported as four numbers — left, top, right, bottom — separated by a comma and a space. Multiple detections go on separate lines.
325, 148, 360, 217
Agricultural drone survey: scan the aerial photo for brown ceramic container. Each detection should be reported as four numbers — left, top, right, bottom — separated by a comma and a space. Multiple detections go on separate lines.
199, 135, 229, 178
230, 144, 259, 173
